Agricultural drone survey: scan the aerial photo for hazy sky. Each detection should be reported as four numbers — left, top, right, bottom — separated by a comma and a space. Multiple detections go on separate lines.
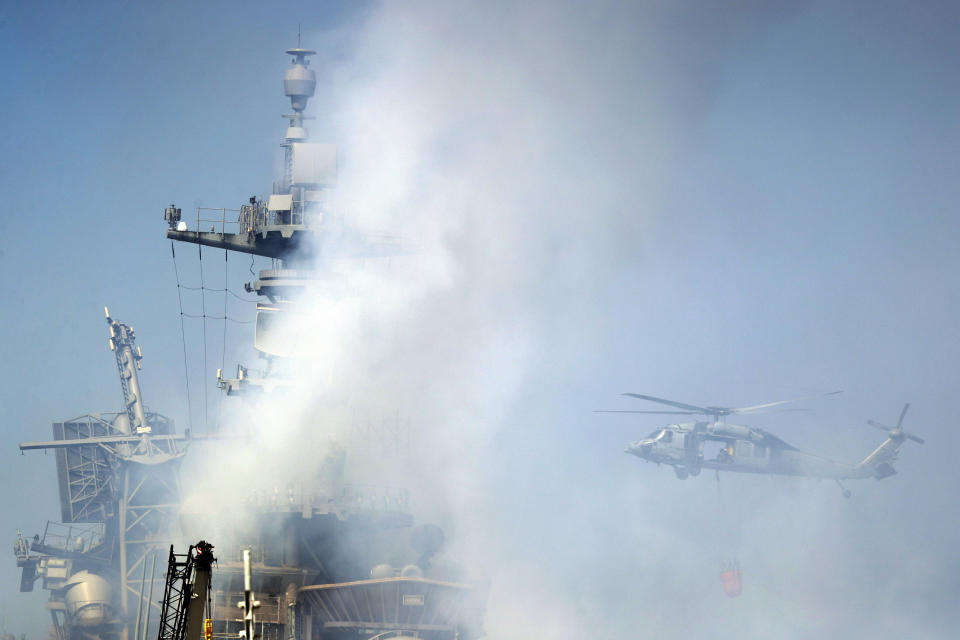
1, 1, 959, 638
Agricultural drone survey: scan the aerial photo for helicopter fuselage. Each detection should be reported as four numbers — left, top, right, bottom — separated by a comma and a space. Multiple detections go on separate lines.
624, 421, 883, 481
607, 394, 918, 487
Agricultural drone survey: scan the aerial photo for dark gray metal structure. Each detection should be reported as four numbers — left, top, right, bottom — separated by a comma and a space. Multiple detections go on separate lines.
156, 541, 215, 640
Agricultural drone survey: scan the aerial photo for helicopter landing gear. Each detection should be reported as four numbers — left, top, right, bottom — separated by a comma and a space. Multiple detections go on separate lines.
835, 479, 852, 499
674, 466, 689, 480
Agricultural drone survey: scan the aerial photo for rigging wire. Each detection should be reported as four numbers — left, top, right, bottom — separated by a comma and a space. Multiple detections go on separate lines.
175, 284, 255, 303
172, 241, 253, 434
198, 245, 209, 433
181, 313, 253, 324
170, 242, 195, 433
219, 248, 228, 432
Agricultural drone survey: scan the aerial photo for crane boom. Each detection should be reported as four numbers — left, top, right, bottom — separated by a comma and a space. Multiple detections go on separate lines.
157, 541, 216, 640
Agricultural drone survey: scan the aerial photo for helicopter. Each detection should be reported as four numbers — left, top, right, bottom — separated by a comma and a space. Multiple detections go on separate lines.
597, 392, 923, 497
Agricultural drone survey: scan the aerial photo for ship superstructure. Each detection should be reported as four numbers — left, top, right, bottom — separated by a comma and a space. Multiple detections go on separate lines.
164, 41, 486, 640
14, 39, 484, 640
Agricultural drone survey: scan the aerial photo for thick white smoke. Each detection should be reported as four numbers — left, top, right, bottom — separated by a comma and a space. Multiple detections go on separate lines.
185, 1, 667, 635
180, 2, 954, 638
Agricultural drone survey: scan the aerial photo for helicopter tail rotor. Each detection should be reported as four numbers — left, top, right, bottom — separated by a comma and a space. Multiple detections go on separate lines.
856, 403, 922, 480
867, 403, 925, 444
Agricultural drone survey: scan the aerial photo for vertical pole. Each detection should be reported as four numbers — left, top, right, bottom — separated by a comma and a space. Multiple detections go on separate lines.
301, 605, 310, 640
243, 548, 251, 597
135, 557, 148, 640
120, 467, 130, 623
142, 554, 156, 640
240, 549, 259, 640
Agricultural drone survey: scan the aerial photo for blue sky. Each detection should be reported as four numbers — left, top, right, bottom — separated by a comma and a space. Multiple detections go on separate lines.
1, 1, 959, 638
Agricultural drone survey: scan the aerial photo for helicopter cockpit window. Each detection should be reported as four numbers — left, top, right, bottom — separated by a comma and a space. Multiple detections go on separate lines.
660, 430, 672, 443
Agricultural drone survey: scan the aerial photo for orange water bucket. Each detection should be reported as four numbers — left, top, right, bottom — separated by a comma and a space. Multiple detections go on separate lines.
720, 567, 742, 597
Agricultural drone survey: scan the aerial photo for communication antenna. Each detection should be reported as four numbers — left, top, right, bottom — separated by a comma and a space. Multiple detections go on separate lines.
106, 306, 149, 434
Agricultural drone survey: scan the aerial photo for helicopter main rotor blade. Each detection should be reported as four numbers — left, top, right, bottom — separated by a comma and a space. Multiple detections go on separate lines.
593, 410, 699, 415
907, 434, 925, 444
731, 390, 843, 414
867, 419, 894, 431
897, 403, 910, 429
621, 393, 710, 413
754, 408, 810, 413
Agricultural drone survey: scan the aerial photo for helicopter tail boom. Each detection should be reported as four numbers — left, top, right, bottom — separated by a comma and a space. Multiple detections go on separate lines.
855, 437, 902, 479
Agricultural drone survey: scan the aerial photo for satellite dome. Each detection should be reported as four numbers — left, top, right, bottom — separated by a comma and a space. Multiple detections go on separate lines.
370, 563, 394, 579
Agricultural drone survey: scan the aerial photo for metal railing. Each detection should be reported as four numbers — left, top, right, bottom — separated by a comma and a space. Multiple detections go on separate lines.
187, 202, 323, 237
195, 207, 243, 237
40, 522, 106, 554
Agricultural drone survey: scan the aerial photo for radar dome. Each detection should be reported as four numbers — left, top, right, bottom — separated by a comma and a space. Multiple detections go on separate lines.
400, 564, 423, 578
284, 49, 316, 113
112, 413, 131, 434
64, 571, 112, 626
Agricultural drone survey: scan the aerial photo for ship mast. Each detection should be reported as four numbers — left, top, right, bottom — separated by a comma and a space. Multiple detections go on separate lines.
164, 42, 331, 264
159, 41, 485, 640
107, 306, 149, 434
16, 312, 193, 640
